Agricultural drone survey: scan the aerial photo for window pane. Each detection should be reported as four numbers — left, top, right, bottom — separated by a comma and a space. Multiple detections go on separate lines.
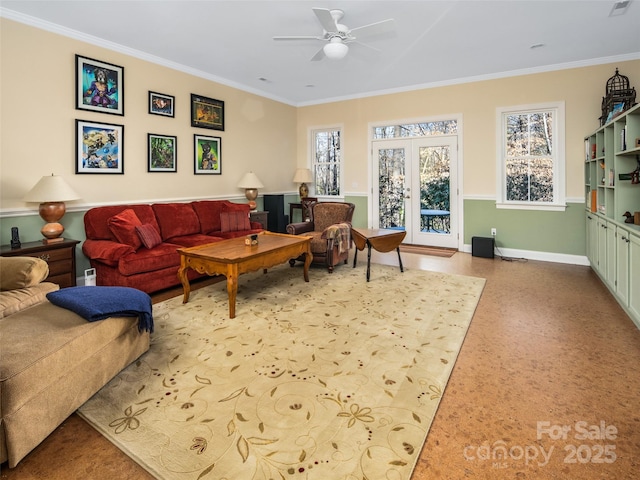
373, 121, 457, 139
506, 115, 531, 156
315, 131, 340, 163
313, 129, 341, 196
506, 158, 530, 201
530, 158, 553, 202
506, 112, 553, 157
315, 163, 340, 195
506, 157, 554, 202
378, 148, 405, 228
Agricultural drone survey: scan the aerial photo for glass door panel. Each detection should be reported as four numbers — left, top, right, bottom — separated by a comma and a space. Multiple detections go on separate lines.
378, 147, 406, 229
412, 136, 457, 248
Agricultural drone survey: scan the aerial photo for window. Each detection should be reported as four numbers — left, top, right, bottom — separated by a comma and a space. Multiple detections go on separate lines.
312, 127, 342, 196
496, 102, 565, 211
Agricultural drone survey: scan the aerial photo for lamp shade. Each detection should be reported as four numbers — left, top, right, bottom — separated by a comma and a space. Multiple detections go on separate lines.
292, 168, 313, 184
323, 38, 348, 60
23, 174, 80, 203
237, 171, 264, 189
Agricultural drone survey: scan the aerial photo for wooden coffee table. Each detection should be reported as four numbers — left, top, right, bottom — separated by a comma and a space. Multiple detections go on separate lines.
177, 232, 312, 318
351, 228, 406, 282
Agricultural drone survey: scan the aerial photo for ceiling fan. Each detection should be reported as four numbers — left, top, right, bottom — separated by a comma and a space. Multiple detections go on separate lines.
273, 8, 395, 61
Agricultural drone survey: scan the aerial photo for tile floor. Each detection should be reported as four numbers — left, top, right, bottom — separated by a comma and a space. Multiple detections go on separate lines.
2, 251, 639, 479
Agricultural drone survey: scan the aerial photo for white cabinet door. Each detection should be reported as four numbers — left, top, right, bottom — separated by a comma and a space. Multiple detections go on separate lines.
629, 233, 640, 322
616, 230, 630, 307
606, 221, 617, 288
597, 217, 608, 275
586, 213, 598, 265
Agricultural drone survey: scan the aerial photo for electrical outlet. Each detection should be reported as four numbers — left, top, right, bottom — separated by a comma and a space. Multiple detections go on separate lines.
491, 228, 497, 236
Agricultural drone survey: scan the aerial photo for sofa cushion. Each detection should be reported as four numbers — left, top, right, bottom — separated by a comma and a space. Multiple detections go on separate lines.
220, 210, 251, 233
222, 201, 251, 213
152, 203, 200, 240
107, 209, 143, 250
192, 200, 227, 234
165, 234, 223, 248
84, 205, 158, 241
117, 243, 181, 276
82, 240, 136, 267
0, 283, 59, 318
136, 224, 163, 249
0, 257, 50, 291
307, 231, 327, 253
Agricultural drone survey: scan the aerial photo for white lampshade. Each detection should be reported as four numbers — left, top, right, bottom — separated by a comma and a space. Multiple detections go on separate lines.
23, 174, 80, 202
292, 168, 313, 184
237, 171, 264, 189
24, 174, 80, 244
323, 38, 348, 60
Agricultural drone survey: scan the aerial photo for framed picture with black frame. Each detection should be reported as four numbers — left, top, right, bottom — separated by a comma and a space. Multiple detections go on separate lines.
75, 54, 124, 116
148, 134, 177, 172
191, 94, 224, 130
148, 91, 175, 117
75, 119, 124, 174
194, 134, 221, 174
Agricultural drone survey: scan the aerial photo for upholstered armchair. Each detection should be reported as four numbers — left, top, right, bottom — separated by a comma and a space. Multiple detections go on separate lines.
286, 201, 355, 273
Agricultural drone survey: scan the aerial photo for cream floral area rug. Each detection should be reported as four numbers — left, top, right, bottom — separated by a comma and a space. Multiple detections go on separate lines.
78, 264, 485, 480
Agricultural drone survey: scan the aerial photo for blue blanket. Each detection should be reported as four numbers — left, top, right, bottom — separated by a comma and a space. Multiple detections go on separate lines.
47, 286, 153, 333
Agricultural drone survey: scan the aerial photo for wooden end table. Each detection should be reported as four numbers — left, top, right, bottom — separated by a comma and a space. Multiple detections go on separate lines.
177, 232, 312, 318
0, 238, 80, 287
351, 228, 406, 282
249, 210, 268, 230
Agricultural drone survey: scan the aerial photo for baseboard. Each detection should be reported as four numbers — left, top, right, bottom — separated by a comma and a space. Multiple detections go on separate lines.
461, 244, 589, 266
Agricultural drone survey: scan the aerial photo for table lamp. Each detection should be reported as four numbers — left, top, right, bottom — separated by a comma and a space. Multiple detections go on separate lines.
23, 174, 80, 244
237, 171, 264, 210
292, 168, 313, 198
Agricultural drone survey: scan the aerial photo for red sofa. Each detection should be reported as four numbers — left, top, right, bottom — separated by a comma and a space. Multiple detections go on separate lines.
82, 200, 262, 293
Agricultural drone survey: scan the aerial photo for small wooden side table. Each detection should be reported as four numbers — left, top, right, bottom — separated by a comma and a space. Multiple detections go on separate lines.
289, 197, 317, 223
0, 238, 81, 287
351, 228, 406, 282
249, 211, 269, 230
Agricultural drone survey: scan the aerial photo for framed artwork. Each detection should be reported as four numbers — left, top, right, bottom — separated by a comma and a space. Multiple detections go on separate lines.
148, 134, 177, 172
194, 134, 221, 174
191, 94, 224, 130
76, 119, 124, 174
149, 91, 175, 117
75, 55, 124, 116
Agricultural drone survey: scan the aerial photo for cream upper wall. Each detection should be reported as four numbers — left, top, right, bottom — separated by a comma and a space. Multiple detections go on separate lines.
296, 60, 640, 199
0, 19, 297, 212
2, 17, 639, 214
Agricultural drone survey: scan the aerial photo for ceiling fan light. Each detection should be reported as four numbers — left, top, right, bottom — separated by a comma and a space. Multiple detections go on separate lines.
323, 40, 348, 60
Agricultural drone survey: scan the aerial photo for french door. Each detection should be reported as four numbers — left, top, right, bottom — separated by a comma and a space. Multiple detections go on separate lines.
372, 136, 458, 248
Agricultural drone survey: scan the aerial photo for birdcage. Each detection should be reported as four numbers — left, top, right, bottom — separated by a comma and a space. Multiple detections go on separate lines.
600, 68, 636, 126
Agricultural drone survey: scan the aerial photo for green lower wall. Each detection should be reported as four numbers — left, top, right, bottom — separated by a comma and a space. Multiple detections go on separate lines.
1, 210, 91, 274
0, 196, 586, 280
345, 195, 368, 229
464, 199, 586, 256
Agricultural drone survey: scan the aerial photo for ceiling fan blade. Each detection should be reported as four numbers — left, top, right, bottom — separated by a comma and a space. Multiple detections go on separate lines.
310, 46, 326, 62
349, 18, 395, 39
273, 35, 323, 41
352, 41, 382, 53
313, 8, 338, 32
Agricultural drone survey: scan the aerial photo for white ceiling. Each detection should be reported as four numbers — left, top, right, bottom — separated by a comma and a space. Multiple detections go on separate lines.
2, 1, 639, 106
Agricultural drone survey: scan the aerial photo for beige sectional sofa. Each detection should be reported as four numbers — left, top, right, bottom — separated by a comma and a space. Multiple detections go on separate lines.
0, 256, 150, 467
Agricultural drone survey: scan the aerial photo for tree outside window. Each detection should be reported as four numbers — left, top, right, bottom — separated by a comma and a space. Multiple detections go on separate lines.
313, 129, 341, 196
